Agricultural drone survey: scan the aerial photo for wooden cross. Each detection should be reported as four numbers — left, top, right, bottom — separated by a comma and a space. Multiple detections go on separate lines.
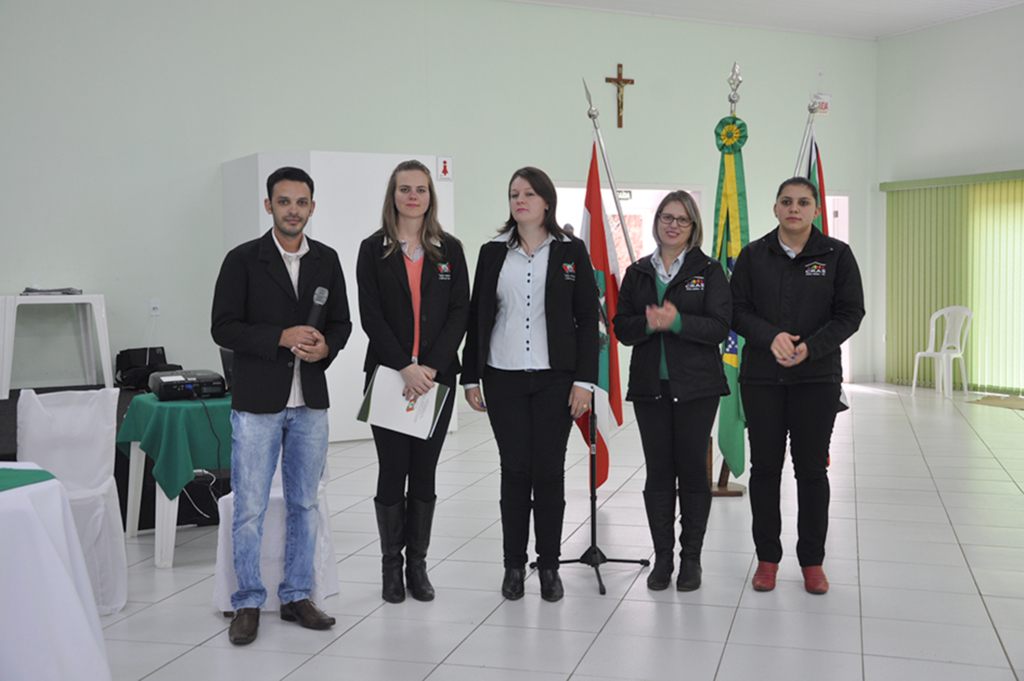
605, 63, 634, 128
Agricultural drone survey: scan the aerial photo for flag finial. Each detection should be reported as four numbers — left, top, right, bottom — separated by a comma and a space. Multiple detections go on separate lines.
727, 62, 743, 116
582, 78, 599, 123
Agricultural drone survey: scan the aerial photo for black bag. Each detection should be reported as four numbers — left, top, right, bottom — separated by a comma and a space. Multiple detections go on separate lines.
115, 347, 181, 390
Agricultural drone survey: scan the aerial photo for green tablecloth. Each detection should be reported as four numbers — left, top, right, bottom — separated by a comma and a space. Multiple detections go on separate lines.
0, 468, 55, 492
116, 393, 232, 499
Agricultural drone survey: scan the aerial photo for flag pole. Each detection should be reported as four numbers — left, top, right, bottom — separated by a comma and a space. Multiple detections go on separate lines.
793, 99, 821, 177
583, 78, 636, 265
712, 62, 748, 498
543, 81, 649, 593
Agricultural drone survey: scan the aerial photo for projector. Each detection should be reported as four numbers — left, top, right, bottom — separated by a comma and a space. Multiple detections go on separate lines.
149, 369, 227, 401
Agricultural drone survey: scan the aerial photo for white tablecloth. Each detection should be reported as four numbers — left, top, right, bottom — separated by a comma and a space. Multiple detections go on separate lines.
0, 462, 112, 681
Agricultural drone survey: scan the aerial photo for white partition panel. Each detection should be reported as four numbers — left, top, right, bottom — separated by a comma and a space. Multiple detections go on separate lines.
222, 151, 457, 442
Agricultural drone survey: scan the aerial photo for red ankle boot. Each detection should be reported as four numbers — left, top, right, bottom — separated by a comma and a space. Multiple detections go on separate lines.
801, 566, 829, 594
751, 561, 778, 591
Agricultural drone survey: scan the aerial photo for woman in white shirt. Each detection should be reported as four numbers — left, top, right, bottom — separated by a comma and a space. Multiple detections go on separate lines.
462, 167, 599, 602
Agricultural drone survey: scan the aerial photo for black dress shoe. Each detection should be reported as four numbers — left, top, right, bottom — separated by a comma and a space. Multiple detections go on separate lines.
539, 568, 564, 602
280, 599, 336, 630
501, 567, 525, 600
229, 608, 259, 645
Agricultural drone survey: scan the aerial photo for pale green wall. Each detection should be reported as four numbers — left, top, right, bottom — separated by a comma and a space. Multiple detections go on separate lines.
8, 0, 1017, 389
869, 4, 1024, 383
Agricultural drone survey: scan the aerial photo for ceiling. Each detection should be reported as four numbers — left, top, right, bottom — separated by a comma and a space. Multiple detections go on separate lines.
500, 0, 1024, 40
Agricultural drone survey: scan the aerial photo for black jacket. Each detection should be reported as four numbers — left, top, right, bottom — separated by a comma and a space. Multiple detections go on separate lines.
730, 226, 864, 385
211, 229, 352, 413
613, 248, 731, 403
461, 233, 599, 386
356, 232, 470, 388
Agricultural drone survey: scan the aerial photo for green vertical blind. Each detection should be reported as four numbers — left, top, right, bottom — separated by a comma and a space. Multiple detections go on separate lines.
884, 175, 1024, 394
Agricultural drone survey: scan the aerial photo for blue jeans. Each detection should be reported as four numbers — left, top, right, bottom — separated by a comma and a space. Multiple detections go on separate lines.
230, 407, 328, 610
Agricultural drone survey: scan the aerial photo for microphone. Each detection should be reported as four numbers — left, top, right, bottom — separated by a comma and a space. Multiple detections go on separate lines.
563, 223, 574, 236
306, 287, 329, 328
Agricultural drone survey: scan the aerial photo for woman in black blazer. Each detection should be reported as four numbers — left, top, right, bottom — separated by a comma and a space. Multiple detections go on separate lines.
357, 160, 469, 603
462, 167, 599, 602
612, 190, 731, 592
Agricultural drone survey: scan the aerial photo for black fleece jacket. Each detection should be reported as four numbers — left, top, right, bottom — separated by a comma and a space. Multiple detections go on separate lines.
730, 226, 864, 385
613, 247, 731, 403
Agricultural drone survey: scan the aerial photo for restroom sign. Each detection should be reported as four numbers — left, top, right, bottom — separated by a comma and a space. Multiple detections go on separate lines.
437, 157, 453, 181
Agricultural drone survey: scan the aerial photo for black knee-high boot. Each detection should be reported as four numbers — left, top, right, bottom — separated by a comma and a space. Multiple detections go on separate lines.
677, 491, 712, 591
643, 490, 677, 590
374, 498, 406, 603
405, 496, 436, 601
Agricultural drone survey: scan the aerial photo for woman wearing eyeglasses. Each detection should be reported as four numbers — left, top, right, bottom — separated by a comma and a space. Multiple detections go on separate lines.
612, 190, 731, 591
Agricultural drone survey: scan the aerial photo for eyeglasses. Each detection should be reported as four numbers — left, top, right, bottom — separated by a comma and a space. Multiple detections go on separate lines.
657, 214, 693, 227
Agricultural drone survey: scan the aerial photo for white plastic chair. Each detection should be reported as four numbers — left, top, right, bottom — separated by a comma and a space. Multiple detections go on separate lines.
16, 388, 128, 615
911, 306, 972, 399
212, 458, 338, 612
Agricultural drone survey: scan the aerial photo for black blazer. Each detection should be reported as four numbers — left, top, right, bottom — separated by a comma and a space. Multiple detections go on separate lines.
356, 232, 470, 388
461, 233, 599, 386
613, 248, 731, 403
211, 229, 352, 413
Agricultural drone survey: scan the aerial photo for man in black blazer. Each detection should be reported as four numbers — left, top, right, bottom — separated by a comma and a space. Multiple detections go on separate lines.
212, 167, 351, 645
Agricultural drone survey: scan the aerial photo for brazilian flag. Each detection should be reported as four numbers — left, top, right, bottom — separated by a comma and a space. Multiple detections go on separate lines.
712, 116, 750, 477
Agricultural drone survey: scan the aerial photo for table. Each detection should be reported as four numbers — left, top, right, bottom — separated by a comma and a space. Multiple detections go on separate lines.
116, 393, 232, 567
0, 294, 114, 400
0, 462, 112, 681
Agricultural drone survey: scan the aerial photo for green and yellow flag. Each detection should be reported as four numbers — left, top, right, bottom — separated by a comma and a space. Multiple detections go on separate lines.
712, 116, 749, 476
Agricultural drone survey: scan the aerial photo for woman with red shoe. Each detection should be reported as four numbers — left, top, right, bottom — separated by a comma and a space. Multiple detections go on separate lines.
730, 177, 864, 594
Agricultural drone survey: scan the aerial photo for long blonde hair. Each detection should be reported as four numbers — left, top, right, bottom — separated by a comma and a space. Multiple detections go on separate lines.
379, 160, 447, 263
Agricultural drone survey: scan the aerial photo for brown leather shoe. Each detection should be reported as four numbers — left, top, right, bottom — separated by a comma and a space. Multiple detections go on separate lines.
280, 599, 336, 630
802, 566, 829, 594
228, 608, 259, 645
751, 561, 779, 592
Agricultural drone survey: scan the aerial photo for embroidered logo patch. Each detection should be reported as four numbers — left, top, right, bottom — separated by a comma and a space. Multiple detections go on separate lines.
685, 276, 705, 291
562, 263, 576, 281
805, 262, 826, 277
437, 262, 451, 280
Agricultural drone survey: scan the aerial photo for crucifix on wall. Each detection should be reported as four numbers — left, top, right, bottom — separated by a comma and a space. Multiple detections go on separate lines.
605, 63, 634, 128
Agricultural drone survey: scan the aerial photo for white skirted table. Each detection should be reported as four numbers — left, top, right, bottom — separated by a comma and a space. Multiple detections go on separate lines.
0, 462, 112, 681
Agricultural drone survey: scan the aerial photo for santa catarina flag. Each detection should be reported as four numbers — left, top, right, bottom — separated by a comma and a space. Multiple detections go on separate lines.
712, 117, 750, 477
576, 141, 624, 488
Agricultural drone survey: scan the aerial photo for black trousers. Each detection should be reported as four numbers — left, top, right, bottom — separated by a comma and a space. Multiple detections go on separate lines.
633, 387, 718, 494
484, 367, 575, 570
742, 382, 840, 567
371, 389, 455, 506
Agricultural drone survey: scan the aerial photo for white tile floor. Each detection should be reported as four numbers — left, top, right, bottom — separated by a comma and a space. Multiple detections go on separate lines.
104, 383, 1024, 680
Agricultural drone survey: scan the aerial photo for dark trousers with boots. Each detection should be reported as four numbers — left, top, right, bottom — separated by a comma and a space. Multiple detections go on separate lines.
370, 396, 453, 602
635, 391, 718, 586
484, 368, 575, 570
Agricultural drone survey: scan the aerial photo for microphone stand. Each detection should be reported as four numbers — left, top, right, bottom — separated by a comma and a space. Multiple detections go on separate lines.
531, 387, 649, 595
